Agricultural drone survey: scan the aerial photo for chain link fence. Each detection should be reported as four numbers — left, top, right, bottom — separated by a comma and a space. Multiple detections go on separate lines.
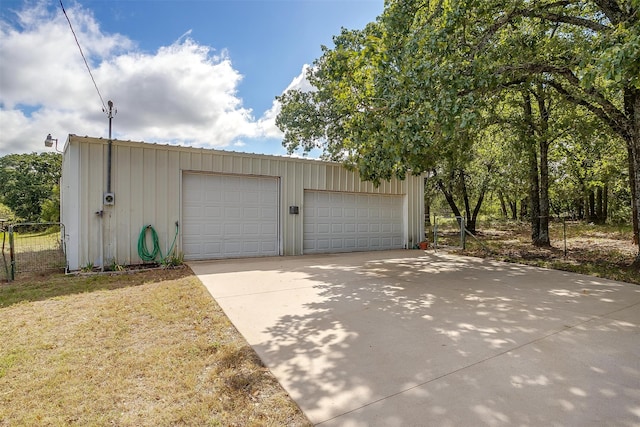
431, 215, 465, 249
1, 223, 67, 281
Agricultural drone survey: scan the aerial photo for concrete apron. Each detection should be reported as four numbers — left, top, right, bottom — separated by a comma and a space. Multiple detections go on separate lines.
189, 250, 640, 426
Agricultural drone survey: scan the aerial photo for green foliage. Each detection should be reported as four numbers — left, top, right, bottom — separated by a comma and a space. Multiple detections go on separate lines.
80, 262, 95, 273
0, 153, 62, 223
40, 185, 61, 223
161, 252, 184, 268
0, 203, 16, 223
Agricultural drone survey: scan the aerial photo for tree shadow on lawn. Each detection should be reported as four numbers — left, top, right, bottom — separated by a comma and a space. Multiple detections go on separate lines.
241, 251, 640, 425
0, 265, 192, 308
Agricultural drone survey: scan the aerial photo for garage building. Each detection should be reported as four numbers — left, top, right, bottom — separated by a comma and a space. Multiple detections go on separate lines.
61, 135, 425, 270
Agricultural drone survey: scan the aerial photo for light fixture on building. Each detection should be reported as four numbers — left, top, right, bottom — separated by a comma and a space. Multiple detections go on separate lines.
44, 134, 62, 152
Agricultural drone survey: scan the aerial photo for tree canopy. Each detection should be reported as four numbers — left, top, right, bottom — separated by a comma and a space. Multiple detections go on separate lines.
0, 152, 62, 223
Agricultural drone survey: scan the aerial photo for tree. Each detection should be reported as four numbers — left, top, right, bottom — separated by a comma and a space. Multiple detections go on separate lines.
0, 153, 62, 222
378, 0, 640, 257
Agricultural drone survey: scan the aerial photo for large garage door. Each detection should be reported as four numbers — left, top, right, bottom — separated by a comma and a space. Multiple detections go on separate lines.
303, 190, 403, 254
182, 173, 279, 260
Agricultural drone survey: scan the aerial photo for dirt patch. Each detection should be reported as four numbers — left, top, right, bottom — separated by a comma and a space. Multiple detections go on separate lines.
440, 222, 639, 285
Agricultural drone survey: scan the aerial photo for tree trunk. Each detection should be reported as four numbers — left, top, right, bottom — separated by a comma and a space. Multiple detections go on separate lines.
459, 170, 473, 231
469, 188, 486, 233
536, 139, 550, 246
628, 146, 640, 246
588, 190, 596, 222
576, 197, 584, 220
499, 192, 508, 219
623, 87, 640, 266
603, 184, 608, 223
424, 176, 432, 226
631, 135, 640, 265
596, 186, 604, 224
510, 201, 517, 220
523, 90, 541, 242
534, 86, 551, 246
436, 178, 463, 219
528, 146, 541, 241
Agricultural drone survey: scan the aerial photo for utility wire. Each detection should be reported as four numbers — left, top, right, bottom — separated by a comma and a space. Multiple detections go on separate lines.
59, 0, 108, 113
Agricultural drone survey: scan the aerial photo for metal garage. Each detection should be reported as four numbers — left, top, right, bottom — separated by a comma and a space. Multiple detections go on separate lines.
303, 190, 403, 253
182, 173, 279, 260
61, 136, 425, 270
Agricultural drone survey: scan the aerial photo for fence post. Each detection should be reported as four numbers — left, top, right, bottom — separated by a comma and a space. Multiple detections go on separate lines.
433, 216, 438, 251
563, 218, 567, 258
460, 217, 466, 250
9, 225, 15, 281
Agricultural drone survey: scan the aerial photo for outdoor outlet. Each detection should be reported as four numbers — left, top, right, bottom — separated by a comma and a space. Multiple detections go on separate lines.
103, 192, 115, 206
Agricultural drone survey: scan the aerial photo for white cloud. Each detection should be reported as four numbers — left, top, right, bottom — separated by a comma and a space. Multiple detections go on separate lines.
256, 64, 315, 139
0, 3, 278, 156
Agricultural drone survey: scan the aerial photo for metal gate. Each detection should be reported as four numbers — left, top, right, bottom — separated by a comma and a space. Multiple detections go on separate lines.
1, 222, 67, 281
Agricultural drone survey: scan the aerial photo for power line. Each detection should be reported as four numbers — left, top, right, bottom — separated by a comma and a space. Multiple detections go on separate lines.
59, 0, 108, 113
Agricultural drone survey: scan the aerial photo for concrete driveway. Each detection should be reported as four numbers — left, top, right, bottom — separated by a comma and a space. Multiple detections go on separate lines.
189, 250, 640, 426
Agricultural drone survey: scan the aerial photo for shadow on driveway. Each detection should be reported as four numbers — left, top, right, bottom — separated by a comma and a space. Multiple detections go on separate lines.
190, 250, 640, 426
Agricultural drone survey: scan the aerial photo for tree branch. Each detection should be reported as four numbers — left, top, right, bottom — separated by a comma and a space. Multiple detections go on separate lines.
546, 80, 632, 144
475, 1, 611, 54
520, 10, 611, 32
497, 62, 630, 137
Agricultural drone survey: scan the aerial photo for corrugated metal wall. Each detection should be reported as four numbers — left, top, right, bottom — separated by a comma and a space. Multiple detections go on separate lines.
62, 135, 425, 270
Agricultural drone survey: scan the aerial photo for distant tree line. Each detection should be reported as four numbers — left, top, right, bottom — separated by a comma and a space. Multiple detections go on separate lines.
0, 152, 61, 223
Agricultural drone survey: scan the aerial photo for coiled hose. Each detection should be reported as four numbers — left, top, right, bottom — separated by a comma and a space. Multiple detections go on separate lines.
137, 222, 179, 263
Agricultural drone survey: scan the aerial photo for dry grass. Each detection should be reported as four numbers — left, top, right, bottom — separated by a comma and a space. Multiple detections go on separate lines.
441, 221, 640, 285
0, 267, 311, 426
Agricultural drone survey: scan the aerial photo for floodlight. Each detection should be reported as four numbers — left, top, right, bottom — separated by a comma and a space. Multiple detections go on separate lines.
45, 134, 56, 148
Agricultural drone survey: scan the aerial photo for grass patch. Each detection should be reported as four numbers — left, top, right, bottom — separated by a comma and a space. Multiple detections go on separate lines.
0, 268, 311, 426
445, 221, 640, 285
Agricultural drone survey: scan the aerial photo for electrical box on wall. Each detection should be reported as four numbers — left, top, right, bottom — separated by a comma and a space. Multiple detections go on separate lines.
103, 192, 115, 206
289, 206, 299, 214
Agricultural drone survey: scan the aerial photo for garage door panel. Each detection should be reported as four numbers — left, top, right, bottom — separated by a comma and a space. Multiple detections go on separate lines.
261, 207, 277, 219
261, 223, 277, 234
261, 241, 277, 251
205, 190, 222, 202
243, 224, 259, 234
304, 190, 403, 254
224, 241, 241, 254
204, 224, 221, 235
183, 173, 279, 260
243, 207, 259, 219
318, 223, 331, 234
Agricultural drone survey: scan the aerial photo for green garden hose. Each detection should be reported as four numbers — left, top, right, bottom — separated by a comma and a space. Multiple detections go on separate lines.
137, 222, 179, 263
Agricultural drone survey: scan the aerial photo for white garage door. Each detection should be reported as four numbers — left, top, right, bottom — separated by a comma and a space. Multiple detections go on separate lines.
182, 173, 279, 260
303, 190, 404, 254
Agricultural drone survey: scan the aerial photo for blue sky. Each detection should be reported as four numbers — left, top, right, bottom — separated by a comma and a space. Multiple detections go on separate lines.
0, 0, 383, 156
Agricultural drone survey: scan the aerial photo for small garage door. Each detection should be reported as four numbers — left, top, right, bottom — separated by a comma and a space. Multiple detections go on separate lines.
303, 190, 403, 254
182, 173, 279, 260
